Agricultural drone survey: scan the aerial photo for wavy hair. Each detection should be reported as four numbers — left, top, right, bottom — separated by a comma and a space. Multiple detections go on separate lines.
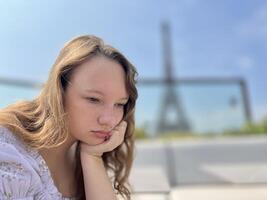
0, 35, 138, 200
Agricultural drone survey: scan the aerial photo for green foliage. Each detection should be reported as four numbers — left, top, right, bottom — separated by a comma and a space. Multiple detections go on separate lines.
157, 131, 221, 140
243, 117, 267, 133
224, 117, 267, 135
134, 127, 148, 139
158, 131, 197, 139
135, 117, 267, 141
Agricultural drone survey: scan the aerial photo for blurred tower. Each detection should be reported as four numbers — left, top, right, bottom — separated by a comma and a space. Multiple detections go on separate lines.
157, 22, 191, 133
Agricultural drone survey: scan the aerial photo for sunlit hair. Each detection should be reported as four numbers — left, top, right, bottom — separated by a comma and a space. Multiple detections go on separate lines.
0, 35, 138, 200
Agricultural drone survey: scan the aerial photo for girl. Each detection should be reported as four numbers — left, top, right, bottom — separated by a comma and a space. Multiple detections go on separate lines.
0, 35, 138, 200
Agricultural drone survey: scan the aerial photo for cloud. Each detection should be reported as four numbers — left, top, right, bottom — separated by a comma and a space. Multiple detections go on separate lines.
236, 55, 254, 70
236, 4, 267, 42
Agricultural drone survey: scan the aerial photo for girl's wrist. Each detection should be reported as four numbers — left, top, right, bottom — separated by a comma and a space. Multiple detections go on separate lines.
80, 151, 103, 162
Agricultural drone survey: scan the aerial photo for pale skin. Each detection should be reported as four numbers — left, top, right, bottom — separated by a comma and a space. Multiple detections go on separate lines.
39, 55, 129, 199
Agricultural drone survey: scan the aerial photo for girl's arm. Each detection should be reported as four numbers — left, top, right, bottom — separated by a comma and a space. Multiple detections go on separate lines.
80, 121, 127, 200
80, 153, 116, 200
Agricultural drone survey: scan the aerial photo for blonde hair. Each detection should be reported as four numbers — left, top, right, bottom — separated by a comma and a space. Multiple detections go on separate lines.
0, 35, 138, 200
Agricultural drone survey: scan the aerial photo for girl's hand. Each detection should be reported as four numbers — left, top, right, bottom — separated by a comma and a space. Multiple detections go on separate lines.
80, 121, 127, 157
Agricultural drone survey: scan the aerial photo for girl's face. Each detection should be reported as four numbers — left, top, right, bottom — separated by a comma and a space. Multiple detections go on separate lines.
64, 56, 129, 145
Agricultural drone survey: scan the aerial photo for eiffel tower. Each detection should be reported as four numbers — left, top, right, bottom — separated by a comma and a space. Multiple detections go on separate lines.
156, 22, 191, 134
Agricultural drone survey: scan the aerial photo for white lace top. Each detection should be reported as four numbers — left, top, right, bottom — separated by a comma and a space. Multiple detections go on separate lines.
0, 126, 77, 200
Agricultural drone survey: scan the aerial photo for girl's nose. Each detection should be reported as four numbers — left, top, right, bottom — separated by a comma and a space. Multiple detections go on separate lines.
97, 107, 116, 130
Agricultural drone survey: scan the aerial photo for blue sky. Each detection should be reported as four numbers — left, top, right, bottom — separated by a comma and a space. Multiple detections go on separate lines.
0, 0, 266, 124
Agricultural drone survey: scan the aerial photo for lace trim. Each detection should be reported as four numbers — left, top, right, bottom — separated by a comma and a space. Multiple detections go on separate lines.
0, 126, 77, 200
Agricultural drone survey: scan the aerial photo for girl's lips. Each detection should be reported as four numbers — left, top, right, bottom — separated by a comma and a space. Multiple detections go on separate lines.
92, 131, 110, 139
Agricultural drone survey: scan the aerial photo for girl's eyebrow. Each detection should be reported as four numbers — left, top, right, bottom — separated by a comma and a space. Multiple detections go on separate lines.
85, 89, 129, 100
85, 89, 104, 95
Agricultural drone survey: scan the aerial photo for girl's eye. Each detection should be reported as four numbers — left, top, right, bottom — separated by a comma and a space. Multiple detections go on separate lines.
115, 103, 126, 108
86, 97, 100, 103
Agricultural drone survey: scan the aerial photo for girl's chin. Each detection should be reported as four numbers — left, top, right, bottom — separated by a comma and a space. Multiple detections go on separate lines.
85, 138, 106, 146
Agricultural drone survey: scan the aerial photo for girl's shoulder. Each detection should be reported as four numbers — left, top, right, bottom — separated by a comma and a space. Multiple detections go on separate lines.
0, 126, 43, 199
0, 125, 46, 177
0, 126, 25, 147
0, 126, 78, 200
0, 126, 35, 158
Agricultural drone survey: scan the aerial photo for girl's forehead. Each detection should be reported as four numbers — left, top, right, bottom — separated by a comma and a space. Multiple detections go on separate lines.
84, 88, 129, 100
66, 56, 129, 98
72, 56, 125, 81
69, 67, 128, 98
